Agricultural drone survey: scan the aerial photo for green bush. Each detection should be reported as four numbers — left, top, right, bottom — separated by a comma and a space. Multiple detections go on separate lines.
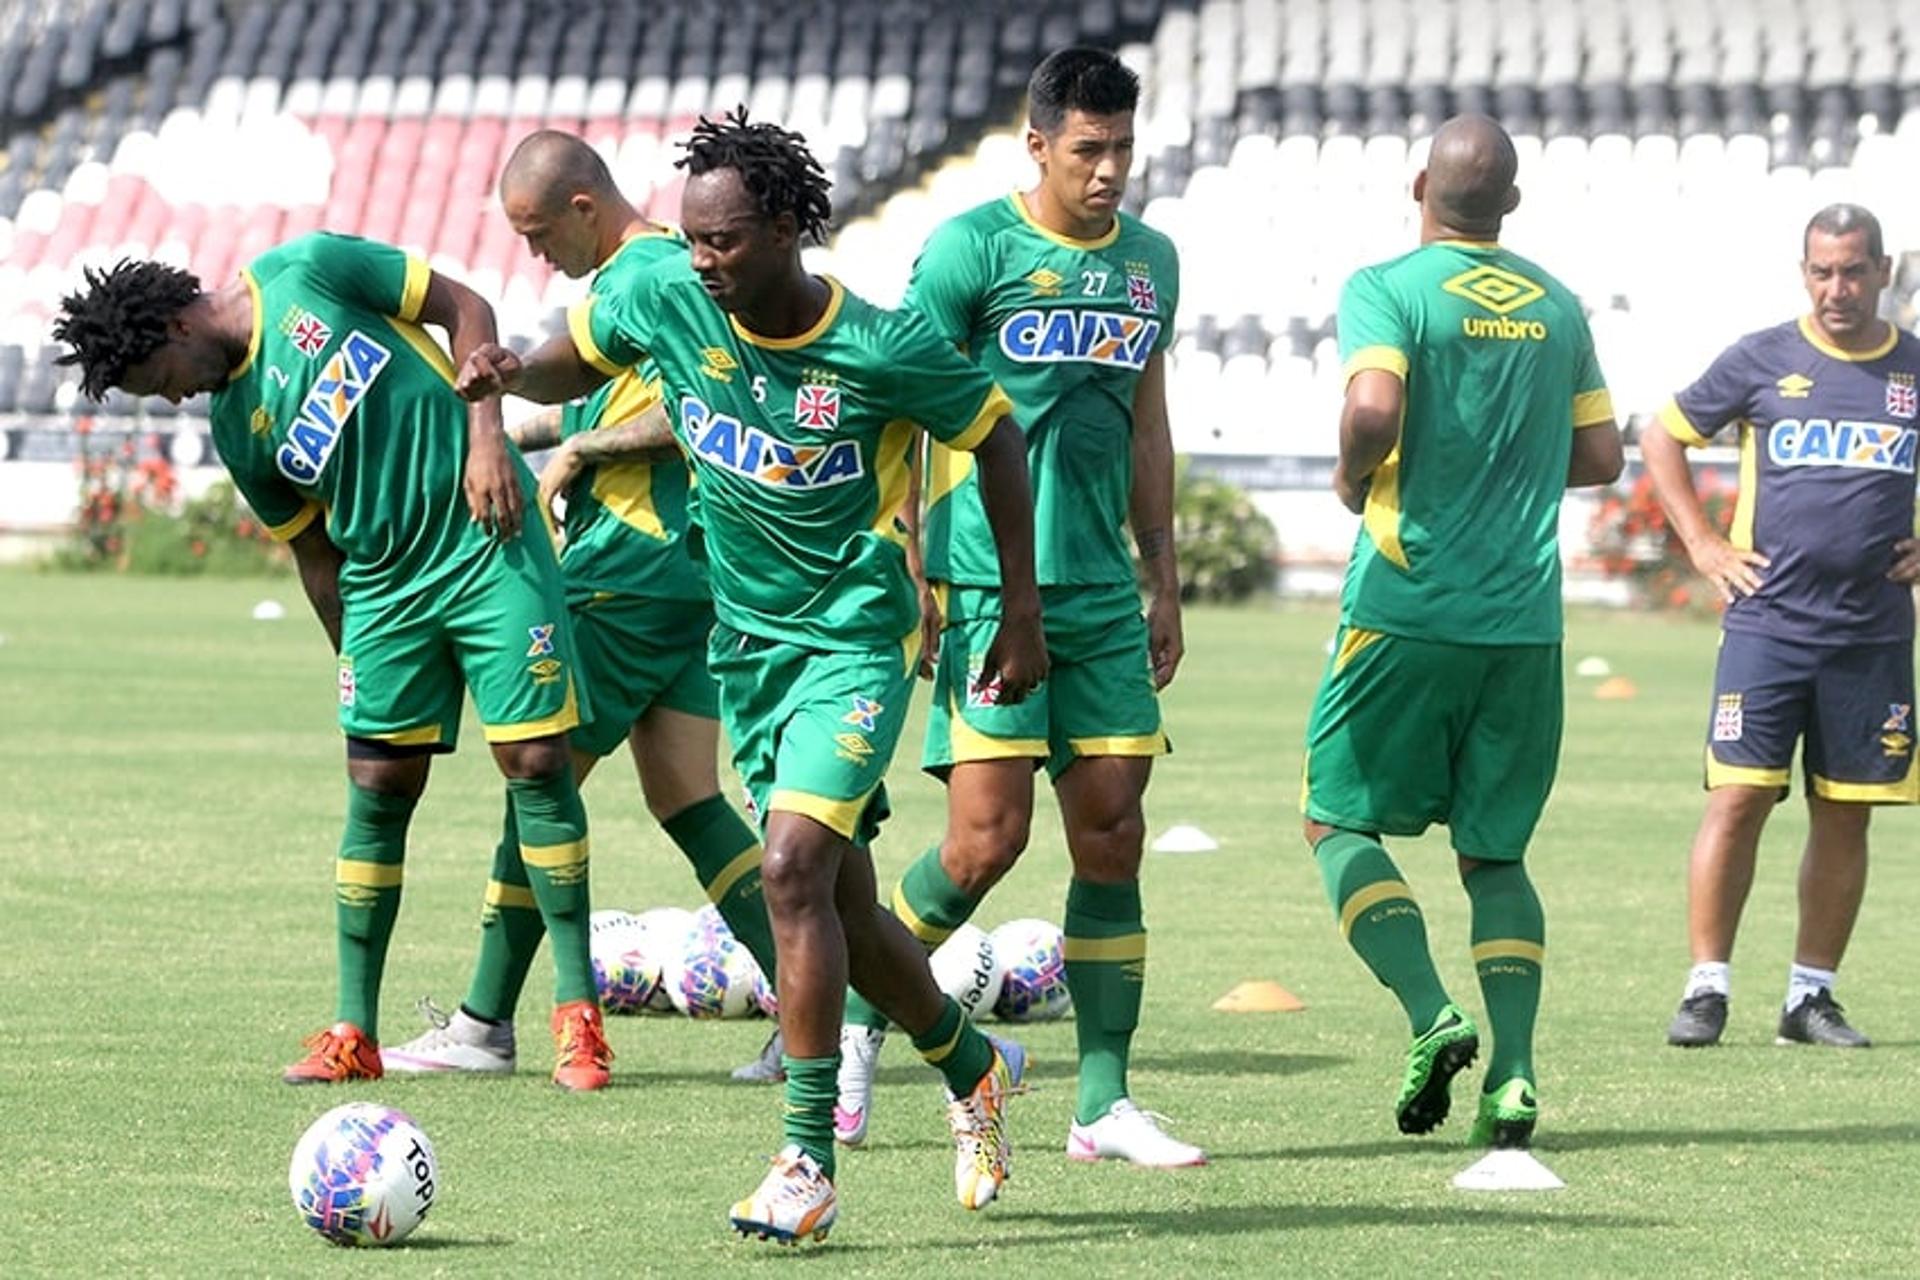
1149, 459, 1278, 603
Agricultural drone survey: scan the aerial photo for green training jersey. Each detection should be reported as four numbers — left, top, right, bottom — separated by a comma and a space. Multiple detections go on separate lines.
208, 231, 519, 598
570, 258, 1010, 651
1336, 240, 1613, 645
904, 193, 1179, 588
554, 227, 707, 607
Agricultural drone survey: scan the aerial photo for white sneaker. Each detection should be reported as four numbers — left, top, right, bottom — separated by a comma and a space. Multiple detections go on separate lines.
728, 1145, 837, 1245
731, 1029, 786, 1083
946, 1036, 1026, 1210
1066, 1098, 1208, 1167
381, 998, 516, 1075
833, 1024, 887, 1146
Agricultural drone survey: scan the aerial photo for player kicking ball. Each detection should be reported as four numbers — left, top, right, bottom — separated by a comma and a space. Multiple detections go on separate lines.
456, 110, 1048, 1243
54, 235, 613, 1091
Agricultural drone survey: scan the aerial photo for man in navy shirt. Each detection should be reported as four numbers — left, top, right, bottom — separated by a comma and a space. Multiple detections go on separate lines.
1644, 203, 1920, 1049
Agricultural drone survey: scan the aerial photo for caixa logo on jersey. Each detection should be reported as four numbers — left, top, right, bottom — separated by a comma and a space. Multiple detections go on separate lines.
1767, 419, 1918, 473
275, 331, 393, 484
997, 309, 1159, 370
681, 395, 864, 488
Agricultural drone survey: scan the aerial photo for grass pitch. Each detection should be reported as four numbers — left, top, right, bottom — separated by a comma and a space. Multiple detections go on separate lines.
4, 570, 1918, 1276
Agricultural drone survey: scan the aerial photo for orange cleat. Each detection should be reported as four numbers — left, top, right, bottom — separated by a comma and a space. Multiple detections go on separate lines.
283, 1021, 384, 1085
551, 1000, 613, 1091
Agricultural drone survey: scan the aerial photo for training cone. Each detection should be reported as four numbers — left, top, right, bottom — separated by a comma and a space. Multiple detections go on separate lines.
1211, 980, 1305, 1013
1152, 823, 1220, 854
1451, 1149, 1566, 1192
251, 599, 287, 621
1593, 676, 1638, 701
1573, 655, 1612, 677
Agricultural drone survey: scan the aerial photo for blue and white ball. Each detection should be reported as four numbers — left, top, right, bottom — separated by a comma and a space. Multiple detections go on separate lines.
629, 907, 697, 1012
989, 918, 1073, 1022
665, 932, 760, 1019
289, 1103, 437, 1247
590, 909, 662, 1013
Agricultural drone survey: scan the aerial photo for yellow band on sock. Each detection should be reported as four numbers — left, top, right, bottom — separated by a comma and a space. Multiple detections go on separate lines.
892, 882, 957, 947
1338, 880, 1415, 939
335, 859, 403, 889
1062, 933, 1148, 963
704, 844, 763, 905
918, 1020, 964, 1064
1471, 938, 1546, 965
521, 838, 588, 869
484, 879, 537, 910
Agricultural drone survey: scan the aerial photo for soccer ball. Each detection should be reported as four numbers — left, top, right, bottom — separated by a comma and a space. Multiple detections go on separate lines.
990, 918, 1073, 1022
664, 932, 760, 1019
929, 922, 1005, 1019
691, 902, 733, 945
751, 964, 778, 1018
590, 909, 662, 1013
288, 1103, 437, 1247
629, 907, 697, 1012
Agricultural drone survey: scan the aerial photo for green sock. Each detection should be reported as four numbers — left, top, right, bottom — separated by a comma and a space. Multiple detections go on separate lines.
846, 845, 984, 1032
661, 794, 777, 982
1063, 877, 1146, 1124
334, 783, 415, 1036
462, 802, 547, 1023
1465, 861, 1545, 1087
507, 772, 596, 1008
1315, 830, 1451, 1034
910, 995, 994, 1097
781, 1054, 839, 1178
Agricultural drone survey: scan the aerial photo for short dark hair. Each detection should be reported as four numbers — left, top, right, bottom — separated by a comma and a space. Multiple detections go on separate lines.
1804, 203, 1884, 259
1027, 46, 1139, 134
677, 107, 833, 244
53, 259, 201, 399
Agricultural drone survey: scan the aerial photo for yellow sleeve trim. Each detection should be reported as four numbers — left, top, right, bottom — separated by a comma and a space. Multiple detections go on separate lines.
1338, 880, 1415, 939
1572, 388, 1615, 428
768, 787, 875, 840
1658, 399, 1714, 448
1471, 939, 1546, 965
568, 298, 626, 377
397, 256, 431, 323
1343, 345, 1409, 381
1062, 933, 1148, 963
267, 500, 323, 542
944, 385, 1012, 454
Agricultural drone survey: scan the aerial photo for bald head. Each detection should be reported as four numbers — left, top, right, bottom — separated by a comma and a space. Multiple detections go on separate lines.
1421, 115, 1519, 235
499, 129, 618, 212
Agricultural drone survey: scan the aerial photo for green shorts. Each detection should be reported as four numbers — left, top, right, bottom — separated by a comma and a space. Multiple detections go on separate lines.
706, 621, 918, 846
338, 524, 585, 750
1302, 626, 1562, 861
566, 594, 719, 758
923, 584, 1168, 780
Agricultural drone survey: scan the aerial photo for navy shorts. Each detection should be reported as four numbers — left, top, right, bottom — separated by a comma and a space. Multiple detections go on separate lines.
1705, 629, 1918, 802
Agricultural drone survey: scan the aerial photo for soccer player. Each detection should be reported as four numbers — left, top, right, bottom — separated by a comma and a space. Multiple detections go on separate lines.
454, 110, 1048, 1243
1647, 204, 1920, 1050
833, 46, 1204, 1168
380, 130, 783, 1084
53, 234, 613, 1090
1301, 115, 1623, 1151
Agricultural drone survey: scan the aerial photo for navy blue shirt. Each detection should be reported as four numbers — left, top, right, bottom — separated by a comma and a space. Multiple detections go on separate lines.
1658, 318, 1920, 645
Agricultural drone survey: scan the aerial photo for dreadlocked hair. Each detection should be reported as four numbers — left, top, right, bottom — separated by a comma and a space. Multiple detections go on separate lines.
676, 107, 833, 244
53, 259, 202, 399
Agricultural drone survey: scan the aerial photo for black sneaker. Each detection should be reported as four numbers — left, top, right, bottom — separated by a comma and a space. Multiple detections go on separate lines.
1666, 991, 1727, 1046
1776, 990, 1871, 1048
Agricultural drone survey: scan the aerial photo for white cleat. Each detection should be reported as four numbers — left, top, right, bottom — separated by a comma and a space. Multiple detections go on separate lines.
731, 1029, 787, 1084
380, 997, 516, 1075
946, 1037, 1025, 1210
1066, 1098, 1208, 1168
728, 1145, 837, 1245
833, 1024, 887, 1147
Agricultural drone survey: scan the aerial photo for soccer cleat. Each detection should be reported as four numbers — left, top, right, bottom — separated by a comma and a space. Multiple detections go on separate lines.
1066, 1098, 1209, 1168
1666, 991, 1728, 1047
946, 1037, 1025, 1210
1395, 1003, 1479, 1135
550, 1000, 613, 1091
728, 1145, 837, 1245
1776, 989, 1871, 1048
1468, 1077, 1539, 1150
833, 1024, 887, 1146
382, 997, 517, 1075
731, 1028, 787, 1084
283, 1021, 383, 1085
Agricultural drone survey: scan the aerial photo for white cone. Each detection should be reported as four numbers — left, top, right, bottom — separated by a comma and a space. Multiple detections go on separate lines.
1151, 823, 1219, 854
251, 600, 287, 621
1451, 1148, 1565, 1191
1573, 655, 1611, 677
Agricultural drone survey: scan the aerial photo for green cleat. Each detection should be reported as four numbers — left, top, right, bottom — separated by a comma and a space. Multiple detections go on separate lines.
1395, 1003, 1479, 1134
1469, 1077, 1538, 1149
